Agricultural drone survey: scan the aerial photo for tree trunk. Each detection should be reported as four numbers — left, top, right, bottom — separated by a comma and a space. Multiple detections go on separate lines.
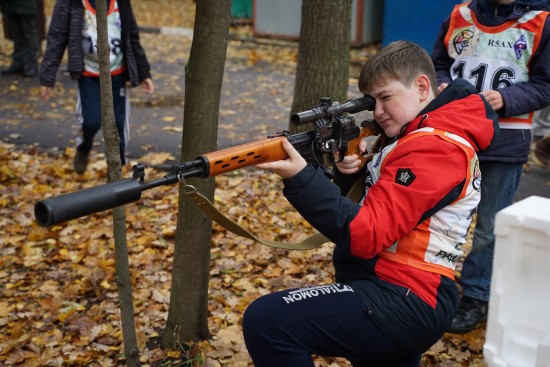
96, 1, 140, 365
290, 0, 352, 133
164, 0, 231, 347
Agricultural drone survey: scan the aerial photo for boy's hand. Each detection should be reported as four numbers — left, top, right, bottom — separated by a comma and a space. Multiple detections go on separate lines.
335, 153, 362, 174
255, 139, 307, 179
141, 78, 155, 94
41, 86, 52, 100
480, 90, 504, 111
334, 138, 368, 174
438, 83, 449, 93
439, 83, 504, 110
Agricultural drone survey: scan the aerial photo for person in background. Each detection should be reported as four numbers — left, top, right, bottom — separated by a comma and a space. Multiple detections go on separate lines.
0, 0, 39, 77
39, 0, 154, 174
243, 41, 498, 367
531, 107, 550, 168
431, 0, 550, 333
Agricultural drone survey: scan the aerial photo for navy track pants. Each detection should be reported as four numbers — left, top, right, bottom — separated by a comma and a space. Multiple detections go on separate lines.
242, 283, 421, 367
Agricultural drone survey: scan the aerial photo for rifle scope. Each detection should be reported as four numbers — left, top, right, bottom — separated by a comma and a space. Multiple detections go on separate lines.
291, 95, 375, 126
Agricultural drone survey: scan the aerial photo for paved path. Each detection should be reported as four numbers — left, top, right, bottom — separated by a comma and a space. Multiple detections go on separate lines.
516, 164, 550, 201
0, 35, 296, 161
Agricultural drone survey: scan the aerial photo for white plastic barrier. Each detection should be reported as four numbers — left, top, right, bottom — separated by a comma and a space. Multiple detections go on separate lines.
484, 196, 550, 367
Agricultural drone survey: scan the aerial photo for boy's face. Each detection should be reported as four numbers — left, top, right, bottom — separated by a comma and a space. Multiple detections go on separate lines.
367, 77, 429, 138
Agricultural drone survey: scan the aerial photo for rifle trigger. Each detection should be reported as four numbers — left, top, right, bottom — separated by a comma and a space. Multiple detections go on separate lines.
334, 148, 345, 163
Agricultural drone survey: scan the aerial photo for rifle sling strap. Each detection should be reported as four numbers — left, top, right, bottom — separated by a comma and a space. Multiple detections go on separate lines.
182, 175, 365, 250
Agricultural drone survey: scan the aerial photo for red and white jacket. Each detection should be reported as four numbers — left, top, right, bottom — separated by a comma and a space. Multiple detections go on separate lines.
357, 126, 480, 279
282, 79, 498, 307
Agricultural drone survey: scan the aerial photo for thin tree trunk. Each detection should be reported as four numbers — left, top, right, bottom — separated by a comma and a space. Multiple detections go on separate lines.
290, 0, 352, 133
96, 0, 140, 365
164, 0, 232, 347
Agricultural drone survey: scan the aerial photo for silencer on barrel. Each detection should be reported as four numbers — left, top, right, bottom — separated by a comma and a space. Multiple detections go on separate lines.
34, 178, 144, 227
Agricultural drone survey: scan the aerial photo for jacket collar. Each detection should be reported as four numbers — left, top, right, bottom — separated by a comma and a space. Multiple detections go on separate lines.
470, 0, 550, 26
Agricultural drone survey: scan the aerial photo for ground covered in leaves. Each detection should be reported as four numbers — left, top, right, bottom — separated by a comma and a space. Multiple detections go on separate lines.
0, 143, 489, 366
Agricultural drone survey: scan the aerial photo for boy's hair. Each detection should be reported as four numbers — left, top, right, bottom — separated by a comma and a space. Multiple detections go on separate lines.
358, 41, 437, 95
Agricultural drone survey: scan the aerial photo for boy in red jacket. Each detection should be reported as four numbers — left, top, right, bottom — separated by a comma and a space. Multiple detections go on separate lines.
243, 41, 498, 366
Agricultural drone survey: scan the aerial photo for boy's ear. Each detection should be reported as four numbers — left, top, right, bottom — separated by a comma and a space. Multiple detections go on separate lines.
415, 74, 431, 102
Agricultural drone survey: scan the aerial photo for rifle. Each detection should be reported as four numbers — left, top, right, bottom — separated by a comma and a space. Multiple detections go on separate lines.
35, 96, 380, 228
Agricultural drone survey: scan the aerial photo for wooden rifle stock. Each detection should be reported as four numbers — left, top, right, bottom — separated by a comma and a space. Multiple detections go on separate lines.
204, 120, 385, 178
202, 136, 289, 177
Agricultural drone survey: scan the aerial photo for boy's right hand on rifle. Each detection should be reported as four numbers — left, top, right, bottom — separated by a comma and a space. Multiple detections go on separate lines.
255, 139, 307, 179
334, 138, 369, 175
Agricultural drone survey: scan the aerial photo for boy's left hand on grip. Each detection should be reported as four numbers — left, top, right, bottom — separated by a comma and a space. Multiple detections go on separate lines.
337, 121, 381, 174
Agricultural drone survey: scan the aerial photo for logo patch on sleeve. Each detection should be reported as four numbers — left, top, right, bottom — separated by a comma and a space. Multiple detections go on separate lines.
395, 168, 416, 186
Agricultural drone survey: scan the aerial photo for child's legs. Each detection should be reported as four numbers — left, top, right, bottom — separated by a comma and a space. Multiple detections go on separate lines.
460, 161, 523, 301
242, 284, 419, 367
77, 75, 128, 163
77, 76, 101, 154
8, 15, 25, 67
19, 15, 39, 70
